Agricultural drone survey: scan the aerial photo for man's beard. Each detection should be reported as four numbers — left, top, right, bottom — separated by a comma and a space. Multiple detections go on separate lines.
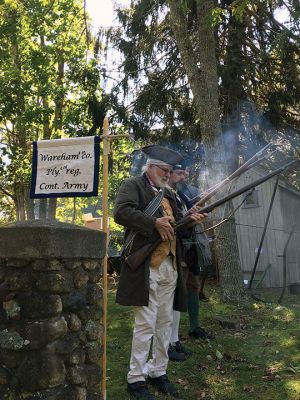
155, 177, 169, 188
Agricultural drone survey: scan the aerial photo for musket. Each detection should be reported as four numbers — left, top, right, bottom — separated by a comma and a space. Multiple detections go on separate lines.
124, 158, 298, 271
187, 142, 277, 207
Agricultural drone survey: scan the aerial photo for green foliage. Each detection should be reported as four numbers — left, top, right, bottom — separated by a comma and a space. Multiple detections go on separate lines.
0, 0, 102, 220
105, 0, 200, 141
105, 0, 299, 142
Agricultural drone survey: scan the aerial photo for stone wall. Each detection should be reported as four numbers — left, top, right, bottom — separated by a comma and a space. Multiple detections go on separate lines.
0, 220, 106, 400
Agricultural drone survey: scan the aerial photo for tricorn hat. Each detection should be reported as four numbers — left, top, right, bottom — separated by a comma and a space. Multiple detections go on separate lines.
172, 160, 189, 171
142, 145, 183, 166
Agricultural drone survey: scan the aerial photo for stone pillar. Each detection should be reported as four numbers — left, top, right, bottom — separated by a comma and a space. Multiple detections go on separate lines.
0, 220, 106, 400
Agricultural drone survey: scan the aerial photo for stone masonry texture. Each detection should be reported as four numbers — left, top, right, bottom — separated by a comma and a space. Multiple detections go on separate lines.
0, 220, 106, 400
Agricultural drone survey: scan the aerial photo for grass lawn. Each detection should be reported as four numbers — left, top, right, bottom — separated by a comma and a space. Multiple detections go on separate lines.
106, 281, 300, 400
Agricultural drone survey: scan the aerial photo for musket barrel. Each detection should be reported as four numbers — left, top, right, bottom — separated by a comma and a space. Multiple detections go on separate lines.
189, 142, 275, 205
176, 159, 298, 229
125, 158, 298, 271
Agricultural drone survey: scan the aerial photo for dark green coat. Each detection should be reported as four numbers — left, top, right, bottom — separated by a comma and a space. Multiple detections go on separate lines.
113, 175, 189, 312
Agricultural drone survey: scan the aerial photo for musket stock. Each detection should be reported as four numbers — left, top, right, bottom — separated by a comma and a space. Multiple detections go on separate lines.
125, 239, 161, 271
124, 158, 298, 271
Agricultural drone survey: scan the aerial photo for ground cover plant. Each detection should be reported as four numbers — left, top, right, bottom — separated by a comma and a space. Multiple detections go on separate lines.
106, 282, 300, 400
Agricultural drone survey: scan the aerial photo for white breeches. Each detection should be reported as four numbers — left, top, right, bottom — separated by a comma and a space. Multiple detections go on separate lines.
170, 310, 181, 344
127, 256, 178, 384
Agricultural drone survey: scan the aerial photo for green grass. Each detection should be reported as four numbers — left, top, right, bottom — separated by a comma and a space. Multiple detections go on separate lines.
106, 282, 300, 400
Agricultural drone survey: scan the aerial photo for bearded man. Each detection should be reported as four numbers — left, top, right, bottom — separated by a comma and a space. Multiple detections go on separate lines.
113, 145, 207, 399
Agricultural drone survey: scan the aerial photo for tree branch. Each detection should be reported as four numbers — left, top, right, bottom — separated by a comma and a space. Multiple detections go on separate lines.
0, 185, 15, 201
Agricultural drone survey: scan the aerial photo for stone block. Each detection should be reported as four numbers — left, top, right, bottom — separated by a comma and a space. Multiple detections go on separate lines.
82, 261, 99, 271
32, 259, 62, 271
47, 332, 80, 355
74, 268, 89, 289
36, 273, 73, 293
63, 260, 83, 271
0, 329, 25, 350
5, 270, 31, 291
66, 314, 82, 332
23, 318, 68, 349
62, 292, 86, 313
75, 386, 87, 400
67, 365, 87, 385
67, 348, 86, 365
3, 299, 20, 319
78, 305, 102, 323
85, 342, 102, 364
20, 293, 62, 319
88, 267, 102, 283
85, 320, 103, 341
67, 364, 101, 388
17, 352, 66, 391
0, 220, 106, 260
85, 365, 101, 388
86, 284, 102, 306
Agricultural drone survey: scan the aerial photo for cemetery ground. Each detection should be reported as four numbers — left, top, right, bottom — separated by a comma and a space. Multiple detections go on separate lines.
106, 281, 300, 400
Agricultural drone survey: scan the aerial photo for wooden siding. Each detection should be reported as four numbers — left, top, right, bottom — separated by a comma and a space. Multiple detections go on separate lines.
279, 187, 300, 285
228, 167, 300, 288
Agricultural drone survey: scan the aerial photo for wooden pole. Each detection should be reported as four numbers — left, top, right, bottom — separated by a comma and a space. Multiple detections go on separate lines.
100, 117, 130, 399
101, 117, 110, 400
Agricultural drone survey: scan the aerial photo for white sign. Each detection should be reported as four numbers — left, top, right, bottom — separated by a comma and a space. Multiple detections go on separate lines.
30, 136, 100, 198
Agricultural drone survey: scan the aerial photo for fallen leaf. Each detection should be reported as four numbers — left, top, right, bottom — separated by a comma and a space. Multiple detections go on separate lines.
177, 378, 189, 386
243, 384, 254, 392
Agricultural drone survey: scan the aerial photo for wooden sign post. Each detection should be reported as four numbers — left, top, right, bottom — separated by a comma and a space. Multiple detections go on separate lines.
100, 117, 129, 399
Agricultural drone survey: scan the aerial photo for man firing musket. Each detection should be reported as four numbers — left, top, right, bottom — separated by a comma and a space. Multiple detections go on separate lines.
125, 154, 299, 271
113, 145, 208, 399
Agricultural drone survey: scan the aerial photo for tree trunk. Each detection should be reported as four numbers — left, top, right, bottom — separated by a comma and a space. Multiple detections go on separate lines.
54, 52, 65, 133
14, 183, 26, 221
24, 185, 35, 220
39, 199, 48, 219
72, 198, 77, 224
48, 198, 57, 220
168, 0, 247, 303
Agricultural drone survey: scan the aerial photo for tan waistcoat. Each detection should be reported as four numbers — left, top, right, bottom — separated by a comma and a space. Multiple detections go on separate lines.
150, 197, 176, 268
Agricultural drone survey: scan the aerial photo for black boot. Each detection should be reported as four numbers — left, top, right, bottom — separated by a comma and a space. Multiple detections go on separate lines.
174, 340, 192, 356
148, 375, 179, 398
199, 291, 210, 302
127, 381, 155, 399
168, 343, 187, 361
189, 326, 215, 340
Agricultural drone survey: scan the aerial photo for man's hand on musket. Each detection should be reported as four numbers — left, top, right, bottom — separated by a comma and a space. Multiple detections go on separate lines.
188, 212, 208, 224
185, 192, 210, 215
155, 216, 175, 241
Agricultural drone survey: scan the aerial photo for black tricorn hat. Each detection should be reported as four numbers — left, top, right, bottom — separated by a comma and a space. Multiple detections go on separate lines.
173, 160, 189, 170
142, 145, 183, 166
